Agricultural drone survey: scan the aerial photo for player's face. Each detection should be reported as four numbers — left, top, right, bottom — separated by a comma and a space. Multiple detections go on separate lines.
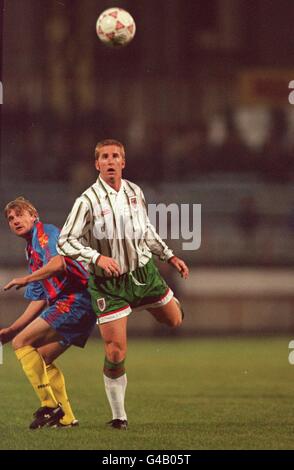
95, 145, 125, 181
7, 208, 37, 238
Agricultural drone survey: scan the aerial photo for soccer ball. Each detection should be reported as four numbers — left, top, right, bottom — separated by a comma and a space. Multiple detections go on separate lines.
96, 8, 136, 47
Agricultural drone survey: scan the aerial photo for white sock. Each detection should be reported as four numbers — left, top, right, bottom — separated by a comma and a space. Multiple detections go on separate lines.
103, 373, 127, 421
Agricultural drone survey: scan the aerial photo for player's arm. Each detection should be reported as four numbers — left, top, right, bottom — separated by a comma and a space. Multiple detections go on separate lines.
167, 256, 189, 279
3, 256, 66, 291
146, 224, 189, 279
139, 190, 172, 259
140, 190, 189, 279
57, 197, 101, 264
0, 300, 47, 344
57, 197, 120, 276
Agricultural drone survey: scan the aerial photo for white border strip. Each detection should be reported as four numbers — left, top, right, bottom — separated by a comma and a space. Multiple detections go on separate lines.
96, 306, 132, 325
134, 288, 174, 312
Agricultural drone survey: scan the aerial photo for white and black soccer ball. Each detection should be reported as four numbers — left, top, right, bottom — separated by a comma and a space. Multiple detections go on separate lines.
96, 7, 136, 47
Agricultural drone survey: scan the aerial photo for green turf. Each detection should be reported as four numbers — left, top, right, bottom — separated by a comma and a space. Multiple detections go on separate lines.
0, 337, 294, 450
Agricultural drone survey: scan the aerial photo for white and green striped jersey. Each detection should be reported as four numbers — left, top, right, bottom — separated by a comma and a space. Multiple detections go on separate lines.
57, 176, 174, 275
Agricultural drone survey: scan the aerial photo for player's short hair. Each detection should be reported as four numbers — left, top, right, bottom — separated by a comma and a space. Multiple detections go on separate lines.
95, 139, 125, 160
4, 197, 38, 219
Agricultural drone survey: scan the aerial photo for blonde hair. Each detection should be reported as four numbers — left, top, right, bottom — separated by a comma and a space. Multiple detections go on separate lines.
4, 197, 38, 219
95, 139, 125, 161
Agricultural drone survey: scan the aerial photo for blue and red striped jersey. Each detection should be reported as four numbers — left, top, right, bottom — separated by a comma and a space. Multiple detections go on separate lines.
24, 220, 89, 304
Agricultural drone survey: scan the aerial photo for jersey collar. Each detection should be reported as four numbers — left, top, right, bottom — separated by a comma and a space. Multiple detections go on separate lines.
98, 175, 125, 196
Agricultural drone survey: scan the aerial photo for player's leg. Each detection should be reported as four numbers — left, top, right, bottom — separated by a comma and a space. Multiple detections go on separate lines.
12, 317, 64, 427
88, 273, 131, 429
98, 316, 128, 430
131, 259, 184, 328
38, 342, 69, 365
38, 342, 78, 427
147, 297, 183, 327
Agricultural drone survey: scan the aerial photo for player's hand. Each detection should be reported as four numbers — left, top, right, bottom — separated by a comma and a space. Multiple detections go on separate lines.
3, 276, 29, 291
96, 255, 121, 277
0, 327, 16, 344
168, 256, 189, 279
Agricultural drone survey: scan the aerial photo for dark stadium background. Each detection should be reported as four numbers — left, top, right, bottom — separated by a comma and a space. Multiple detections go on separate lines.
1, 0, 294, 336
2, 0, 294, 453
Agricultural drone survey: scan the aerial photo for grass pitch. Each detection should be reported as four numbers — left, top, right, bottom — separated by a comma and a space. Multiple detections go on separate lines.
0, 337, 294, 450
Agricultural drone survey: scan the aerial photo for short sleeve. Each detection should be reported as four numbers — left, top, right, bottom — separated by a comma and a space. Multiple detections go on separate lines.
24, 281, 47, 301
46, 226, 60, 258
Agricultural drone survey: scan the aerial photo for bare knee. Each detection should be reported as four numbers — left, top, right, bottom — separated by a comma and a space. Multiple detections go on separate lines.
12, 335, 30, 351
150, 299, 183, 328
105, 340, 126, 363
157, 308, 182, 328
166, 314, 182, 328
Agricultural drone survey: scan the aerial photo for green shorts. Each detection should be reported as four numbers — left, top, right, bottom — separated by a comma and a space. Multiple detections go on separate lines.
88, 258, 173, 324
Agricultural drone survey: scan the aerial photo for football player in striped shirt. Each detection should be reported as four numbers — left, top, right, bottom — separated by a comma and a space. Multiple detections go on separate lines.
57, 139, 189, 430
1, 197, 96, 429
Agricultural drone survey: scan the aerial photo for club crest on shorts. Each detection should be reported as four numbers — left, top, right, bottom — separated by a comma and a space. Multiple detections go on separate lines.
129, 196, 138, 210
97, 297, 106, 312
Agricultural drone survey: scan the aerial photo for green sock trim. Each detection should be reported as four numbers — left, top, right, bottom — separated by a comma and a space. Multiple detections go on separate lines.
104, 357, 125, 370
103, 357, 126, 378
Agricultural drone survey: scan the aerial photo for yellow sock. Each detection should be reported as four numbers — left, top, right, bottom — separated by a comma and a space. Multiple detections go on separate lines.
15, 346, 58, 409
46, 363, 76, 425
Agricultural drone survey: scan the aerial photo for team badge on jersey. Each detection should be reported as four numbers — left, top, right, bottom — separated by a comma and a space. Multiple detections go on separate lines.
38, 233, 49, 248
97, 297, 106, 312
129, 196, 138, 210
